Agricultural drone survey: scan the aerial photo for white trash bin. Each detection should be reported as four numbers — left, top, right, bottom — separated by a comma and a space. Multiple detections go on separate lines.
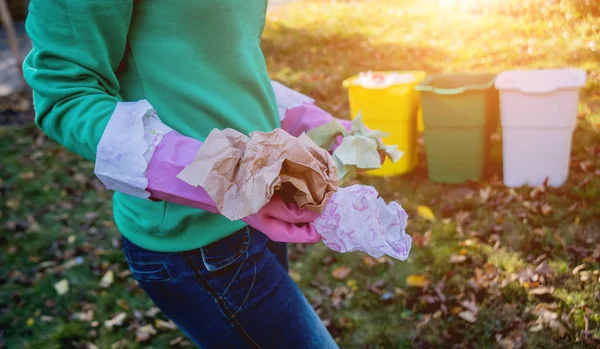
495, 68, 586, 187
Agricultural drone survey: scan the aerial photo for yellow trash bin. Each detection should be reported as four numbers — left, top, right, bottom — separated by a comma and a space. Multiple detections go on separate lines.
343, 71, 426, 176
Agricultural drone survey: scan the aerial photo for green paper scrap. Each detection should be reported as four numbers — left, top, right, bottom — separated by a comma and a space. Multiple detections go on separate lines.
306, 112, 404, 184
306, 118, 348, 150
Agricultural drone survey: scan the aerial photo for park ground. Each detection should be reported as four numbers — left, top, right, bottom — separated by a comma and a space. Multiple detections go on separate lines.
1, 0, 599, 348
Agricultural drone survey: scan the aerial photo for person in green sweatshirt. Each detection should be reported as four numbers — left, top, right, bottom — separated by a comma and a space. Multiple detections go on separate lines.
22, 0, 353, 348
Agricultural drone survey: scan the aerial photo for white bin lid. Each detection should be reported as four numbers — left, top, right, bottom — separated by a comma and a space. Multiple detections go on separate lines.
494, 68, 586, 94
352, 71, 416, 88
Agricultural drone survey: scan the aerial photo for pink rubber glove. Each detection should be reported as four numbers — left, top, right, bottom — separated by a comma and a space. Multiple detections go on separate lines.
282, 103, 385, 163
145, 131, 321, 243
281, 103, 353, 138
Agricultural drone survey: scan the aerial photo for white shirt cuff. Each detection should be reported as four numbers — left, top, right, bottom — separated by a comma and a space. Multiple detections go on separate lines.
94, 100, 172, 198
271, 80, 315, 121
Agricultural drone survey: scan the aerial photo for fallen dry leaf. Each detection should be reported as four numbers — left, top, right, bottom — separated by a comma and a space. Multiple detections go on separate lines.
363, 255, 377, 267
535, 260, 550, 275
572, 264, 586, 275
5, 199, 21, 210
116, 299, 129, 310
170, 337, 185, 346
340, 281, 355, 297
451, 306, 463, 314
455, 211, 471, 225
85, 211, 100, 221
72, 310, 94, 322
99, 270, 114, 288
54, 279, 70, 295
376, 256, 390, 265
449, 254, 467, 264
496, 336, 515, 349
417, 205, 436, 221
40, 315, 54, 322
111, 340, 128, 349
145, 307, 161, 318
368, 279, 386, 295
550, 318, 568, 337
104, 312, 127, 331
580, 270, 592, 282
155, 319, 177, 331
413, 230, 432, 248
330, 286, 354, 308
332, 266, 352, 280
529, 286, 554, 296
532, 303, 559, 314
533, 307, 568, 337
322, 255, 336, 266
19, 172, 35, 180
288, 269, 302, 282
533, 228, 545, 237
540, 204, 552, 216
136, 324, 157, 342
458, 310, 477, 323
406, 275, 430, 288
479, 187, 491, 202
579, 161, 592, 172
529, 323, 544, 332
416, 314, 432, 333
460, 300, 478, 314
62, 257, 85, 270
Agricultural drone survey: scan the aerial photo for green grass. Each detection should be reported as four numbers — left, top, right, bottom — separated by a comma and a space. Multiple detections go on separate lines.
2, 0, 600, 347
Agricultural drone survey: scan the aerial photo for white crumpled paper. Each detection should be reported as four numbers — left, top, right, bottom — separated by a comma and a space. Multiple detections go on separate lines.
312, 184, 412, 260
307, 113, 404, 183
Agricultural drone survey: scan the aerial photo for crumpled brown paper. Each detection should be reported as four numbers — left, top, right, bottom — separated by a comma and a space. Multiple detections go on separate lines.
177, 128, 339, 221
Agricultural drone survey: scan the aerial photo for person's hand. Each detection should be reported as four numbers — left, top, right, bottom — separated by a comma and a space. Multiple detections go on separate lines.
242, 194, 321, 244
281, 103, 386, 167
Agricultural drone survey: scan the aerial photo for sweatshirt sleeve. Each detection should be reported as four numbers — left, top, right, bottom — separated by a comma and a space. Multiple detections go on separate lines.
22, 0, 133, 162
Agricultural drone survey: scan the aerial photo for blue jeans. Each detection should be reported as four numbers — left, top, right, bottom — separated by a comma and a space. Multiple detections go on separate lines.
122, 227, 338, 349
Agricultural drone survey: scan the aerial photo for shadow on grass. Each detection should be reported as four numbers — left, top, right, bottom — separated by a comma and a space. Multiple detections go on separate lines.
262, 23, 450, 115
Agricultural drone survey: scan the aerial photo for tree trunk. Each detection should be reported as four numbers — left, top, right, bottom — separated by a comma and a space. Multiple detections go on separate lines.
0, 0, 25, 82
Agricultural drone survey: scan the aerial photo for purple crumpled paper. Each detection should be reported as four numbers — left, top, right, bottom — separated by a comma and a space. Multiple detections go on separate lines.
312, 185, 412, 260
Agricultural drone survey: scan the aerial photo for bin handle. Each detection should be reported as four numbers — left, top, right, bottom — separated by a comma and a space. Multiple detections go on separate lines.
415, 76, 496, 95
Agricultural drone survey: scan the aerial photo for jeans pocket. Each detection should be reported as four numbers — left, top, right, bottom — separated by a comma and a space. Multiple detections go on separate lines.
200, 227, 250, 272
127, 260, 172, 283
122, 236, 172, 283
193, 227, 261, 314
